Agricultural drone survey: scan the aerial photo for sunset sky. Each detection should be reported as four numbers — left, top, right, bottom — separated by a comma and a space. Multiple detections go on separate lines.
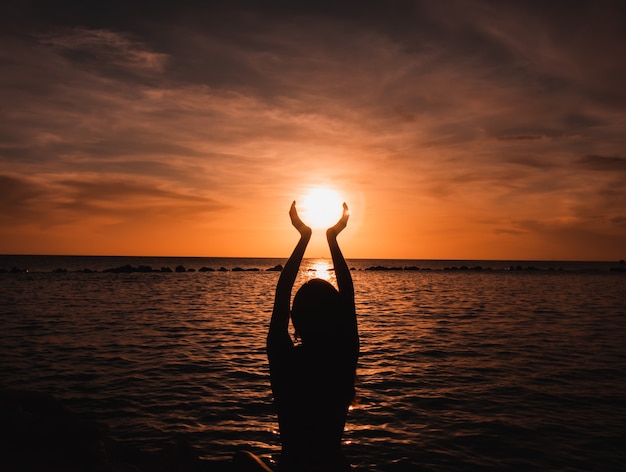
2, 1, 625, 260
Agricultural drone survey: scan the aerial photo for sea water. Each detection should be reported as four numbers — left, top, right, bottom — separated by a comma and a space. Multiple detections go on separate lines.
1, 256, 625, 471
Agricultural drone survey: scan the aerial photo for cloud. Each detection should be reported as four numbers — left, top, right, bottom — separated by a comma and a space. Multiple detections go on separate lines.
38, 28, 168, 78
612, 216, 626, 228
0, 174, 50, 218
508, 216, 626, 259
1, 1, 625, 257
576, 155, 626, 172
0, 171, 224, 229
55, 177, 224, 218
497, 135, 546, 141
505, 157, 557, 169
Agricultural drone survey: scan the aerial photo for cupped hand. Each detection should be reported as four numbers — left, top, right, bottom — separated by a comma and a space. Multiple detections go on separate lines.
289, 201, 312, 237
327, 202, 349, 237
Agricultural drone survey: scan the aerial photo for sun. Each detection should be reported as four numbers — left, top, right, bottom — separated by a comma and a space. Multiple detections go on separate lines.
299, 187, 344, 229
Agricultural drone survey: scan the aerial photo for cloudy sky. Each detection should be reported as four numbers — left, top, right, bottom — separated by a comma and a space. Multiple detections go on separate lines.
1, 0, 625, 260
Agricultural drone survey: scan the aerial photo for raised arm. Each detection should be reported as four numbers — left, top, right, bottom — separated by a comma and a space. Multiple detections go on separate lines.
268, 201, 311, 346
327, 203, 356, 327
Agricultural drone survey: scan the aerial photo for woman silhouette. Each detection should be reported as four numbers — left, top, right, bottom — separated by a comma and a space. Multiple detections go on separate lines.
268, 201, 359, 471
234, 201, 358, 471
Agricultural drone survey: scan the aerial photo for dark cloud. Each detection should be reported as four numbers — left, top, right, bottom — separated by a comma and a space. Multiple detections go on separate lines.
0, 171, 223, 229
497, 135, 546, 141
576, 155, 626, 172
505, 156, 557, 169
0, 174, 48, 208
493, 227, 526, 236
612, 216, 626, 227
0, 174, 56, 225
37, 28, 168, 85
55, 178, 224, 219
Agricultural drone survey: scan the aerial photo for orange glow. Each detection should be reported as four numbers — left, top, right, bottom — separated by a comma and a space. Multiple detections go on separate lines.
2, 7, 625, 261
299, 187, 344, 230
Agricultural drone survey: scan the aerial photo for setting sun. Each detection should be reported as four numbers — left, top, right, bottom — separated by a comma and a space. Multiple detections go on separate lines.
299, 187, 344, 229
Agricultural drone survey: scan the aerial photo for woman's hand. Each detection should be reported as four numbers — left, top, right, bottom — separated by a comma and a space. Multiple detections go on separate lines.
327, 202, 349, 238
289, 201, 312, 237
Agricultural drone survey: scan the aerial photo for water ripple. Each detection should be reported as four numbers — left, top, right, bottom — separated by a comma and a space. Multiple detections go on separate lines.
1, 263, 625, 470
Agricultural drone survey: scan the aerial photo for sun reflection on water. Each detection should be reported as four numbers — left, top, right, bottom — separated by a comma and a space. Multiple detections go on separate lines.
303, 259, 335, 283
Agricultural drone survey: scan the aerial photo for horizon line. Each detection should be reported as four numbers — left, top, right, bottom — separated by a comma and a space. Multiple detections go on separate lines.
1, 253, 623, 264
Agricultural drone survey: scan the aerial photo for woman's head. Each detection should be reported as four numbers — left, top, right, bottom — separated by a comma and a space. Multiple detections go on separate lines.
291, 278, 343, 342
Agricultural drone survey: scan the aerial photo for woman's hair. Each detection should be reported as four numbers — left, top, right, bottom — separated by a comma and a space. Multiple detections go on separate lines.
291, 278, 343, 341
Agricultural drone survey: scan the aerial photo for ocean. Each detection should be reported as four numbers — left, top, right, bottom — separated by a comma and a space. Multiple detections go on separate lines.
1, 255, 625, 471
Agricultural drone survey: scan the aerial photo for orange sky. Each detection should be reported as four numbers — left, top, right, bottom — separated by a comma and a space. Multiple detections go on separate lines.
1, 1, 625, 260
